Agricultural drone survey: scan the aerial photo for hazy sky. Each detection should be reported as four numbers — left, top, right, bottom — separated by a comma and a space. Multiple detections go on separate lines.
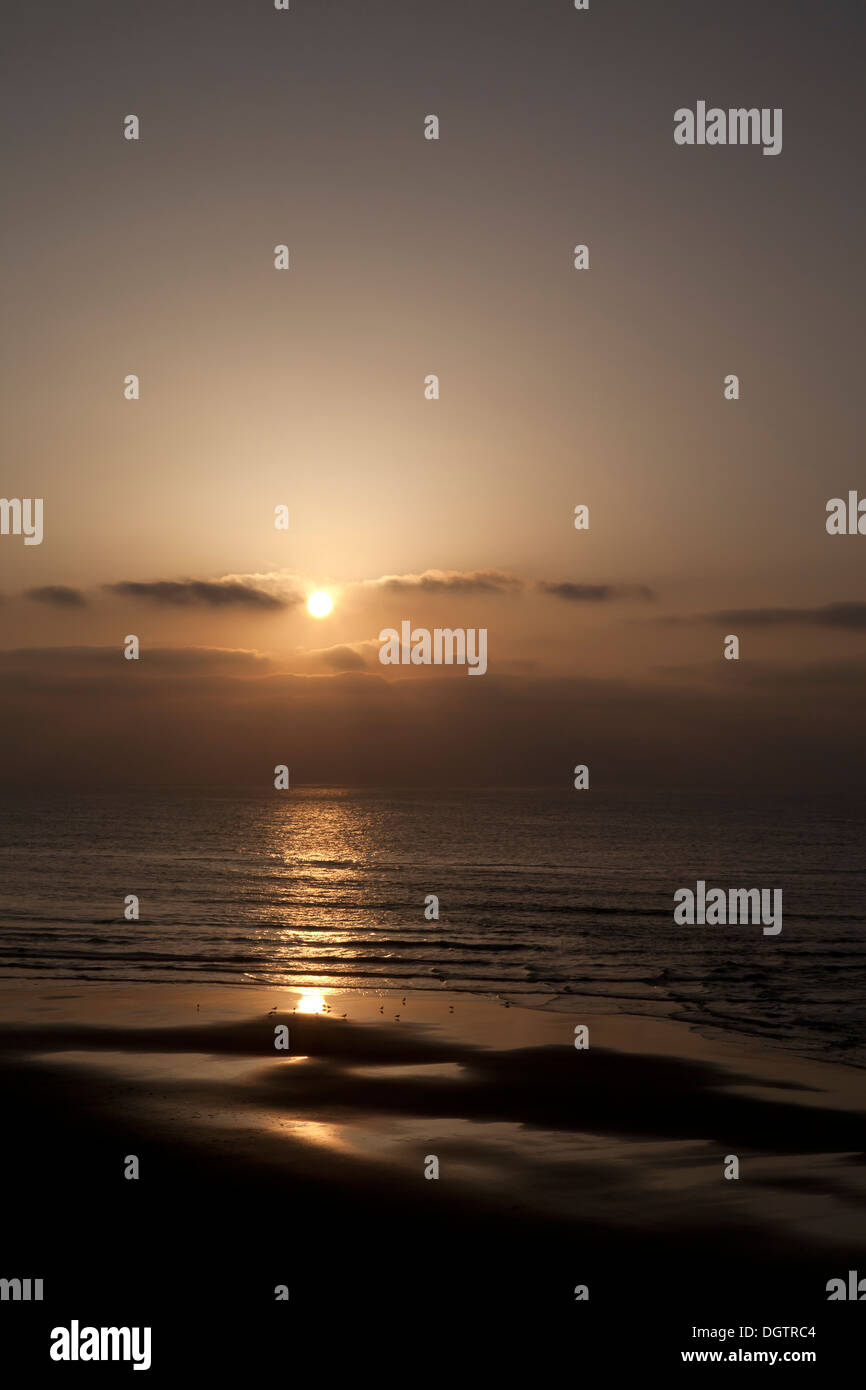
1, 0, 864, 786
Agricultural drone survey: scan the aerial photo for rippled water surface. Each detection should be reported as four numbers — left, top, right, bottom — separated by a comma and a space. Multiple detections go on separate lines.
0, 788, 863, 1063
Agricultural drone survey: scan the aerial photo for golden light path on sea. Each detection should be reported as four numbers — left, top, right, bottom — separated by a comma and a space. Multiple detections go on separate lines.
295, 989, 327, 1014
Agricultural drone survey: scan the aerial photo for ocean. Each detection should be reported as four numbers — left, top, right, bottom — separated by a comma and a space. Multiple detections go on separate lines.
0, 787, 863, 1064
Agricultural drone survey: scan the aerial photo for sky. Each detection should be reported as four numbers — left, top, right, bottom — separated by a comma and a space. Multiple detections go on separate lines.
1, 0, 864, 787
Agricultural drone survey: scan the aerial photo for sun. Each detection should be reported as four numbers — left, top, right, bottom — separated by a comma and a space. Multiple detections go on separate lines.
307, 590, 333, 618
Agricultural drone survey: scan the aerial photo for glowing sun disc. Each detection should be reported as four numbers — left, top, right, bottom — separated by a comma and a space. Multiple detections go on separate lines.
307, 591, 333, 618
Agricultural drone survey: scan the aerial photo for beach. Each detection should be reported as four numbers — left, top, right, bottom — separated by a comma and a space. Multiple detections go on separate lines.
1, 980, 863, 1370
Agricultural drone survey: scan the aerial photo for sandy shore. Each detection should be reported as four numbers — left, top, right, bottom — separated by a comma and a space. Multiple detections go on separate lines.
1, 981, 864, 1368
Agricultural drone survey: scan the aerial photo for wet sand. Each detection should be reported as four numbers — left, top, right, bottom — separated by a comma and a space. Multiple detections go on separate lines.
0, 981, 863, 1370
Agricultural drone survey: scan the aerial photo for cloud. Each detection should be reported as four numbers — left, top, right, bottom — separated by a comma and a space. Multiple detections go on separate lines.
103, 579, 295, 610
0, 645, 272, 681
0, 651, 863, 792
371, 569, 524, 595
653, 656, 866, 688
311, 643, 369, 672
25, 585, 88, 608
290, 640, 379, 674
656, 602, 866, 630
538, 582, 655, 602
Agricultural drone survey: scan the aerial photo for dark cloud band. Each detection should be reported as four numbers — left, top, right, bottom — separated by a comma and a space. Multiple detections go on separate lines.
538, 582, 655, 602
104, 580, 292, 610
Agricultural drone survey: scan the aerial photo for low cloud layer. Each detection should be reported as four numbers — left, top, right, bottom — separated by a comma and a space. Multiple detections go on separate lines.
656, 602, 866, 630
0, 645, 862, 792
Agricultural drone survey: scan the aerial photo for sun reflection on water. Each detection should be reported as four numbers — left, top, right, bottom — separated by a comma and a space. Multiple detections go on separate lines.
295, 989, 327, 1014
